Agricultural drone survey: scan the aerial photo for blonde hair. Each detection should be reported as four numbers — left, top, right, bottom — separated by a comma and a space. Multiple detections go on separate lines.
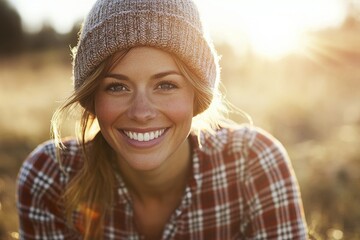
51, 48, 241, 238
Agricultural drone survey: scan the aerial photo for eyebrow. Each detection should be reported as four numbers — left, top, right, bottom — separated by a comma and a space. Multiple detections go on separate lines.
105, 73, 129, 80
104, 70, 182, 80
152, 71, 182, 79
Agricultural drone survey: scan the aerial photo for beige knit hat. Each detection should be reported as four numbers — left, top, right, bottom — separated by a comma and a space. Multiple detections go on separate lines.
72, 0, 220, 91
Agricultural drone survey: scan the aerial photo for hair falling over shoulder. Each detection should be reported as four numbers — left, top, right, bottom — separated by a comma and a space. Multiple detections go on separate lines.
51, 56, 118, 239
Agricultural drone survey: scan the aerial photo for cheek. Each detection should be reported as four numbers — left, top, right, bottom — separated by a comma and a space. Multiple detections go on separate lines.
94, 95, 123, 126
161, 93, 195, 121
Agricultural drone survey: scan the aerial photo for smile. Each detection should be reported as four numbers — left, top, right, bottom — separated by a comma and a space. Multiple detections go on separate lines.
123, 129, 166, 142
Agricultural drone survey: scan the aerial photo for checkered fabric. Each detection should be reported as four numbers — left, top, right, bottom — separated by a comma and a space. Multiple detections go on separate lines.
17, 125, 308, 239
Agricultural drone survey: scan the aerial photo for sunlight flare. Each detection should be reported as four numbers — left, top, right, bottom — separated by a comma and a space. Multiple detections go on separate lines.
196, 0, 347, 59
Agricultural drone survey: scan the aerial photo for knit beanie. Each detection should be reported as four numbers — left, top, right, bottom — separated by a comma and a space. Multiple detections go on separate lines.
72, 0, 220, 91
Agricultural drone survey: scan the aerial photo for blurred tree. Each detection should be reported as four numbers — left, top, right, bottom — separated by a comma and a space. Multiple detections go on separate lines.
28, 23, 61, 50
0, 0, 23, 55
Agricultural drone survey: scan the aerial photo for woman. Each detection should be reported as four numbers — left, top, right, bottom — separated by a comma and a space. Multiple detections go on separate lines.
17, 0, 308, 239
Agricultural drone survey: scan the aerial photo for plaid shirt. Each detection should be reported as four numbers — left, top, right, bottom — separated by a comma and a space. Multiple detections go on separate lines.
17, 125, 308, 239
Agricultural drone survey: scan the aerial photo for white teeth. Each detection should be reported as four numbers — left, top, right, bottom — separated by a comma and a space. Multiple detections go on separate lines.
124, 129, 165, 142
144, 133, 150, 141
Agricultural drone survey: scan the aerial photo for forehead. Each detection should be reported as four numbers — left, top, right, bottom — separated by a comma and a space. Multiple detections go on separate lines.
109, 47, 179, 74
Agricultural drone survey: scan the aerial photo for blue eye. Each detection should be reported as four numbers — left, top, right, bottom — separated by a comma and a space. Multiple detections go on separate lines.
157, 81, 178, 90
105, 83, 129, 92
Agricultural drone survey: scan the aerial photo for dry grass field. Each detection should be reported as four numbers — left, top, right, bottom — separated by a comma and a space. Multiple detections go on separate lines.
0, 25, 360, 239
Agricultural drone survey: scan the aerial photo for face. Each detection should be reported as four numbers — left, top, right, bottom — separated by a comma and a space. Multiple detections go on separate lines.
94, 47, 195, 172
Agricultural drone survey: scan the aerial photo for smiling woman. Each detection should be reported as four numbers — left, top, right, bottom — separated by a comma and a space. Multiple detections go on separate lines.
16, 0, 308, 239
94, 47, 195, 171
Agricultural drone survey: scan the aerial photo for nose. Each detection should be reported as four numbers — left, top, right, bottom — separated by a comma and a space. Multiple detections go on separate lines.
127, 92, 156, 122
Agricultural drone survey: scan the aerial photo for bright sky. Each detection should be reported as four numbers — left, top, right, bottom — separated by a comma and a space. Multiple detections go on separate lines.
8, 0, 350, 59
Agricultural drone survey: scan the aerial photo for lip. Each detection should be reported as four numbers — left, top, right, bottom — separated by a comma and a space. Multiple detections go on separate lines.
119, 128, 169, 148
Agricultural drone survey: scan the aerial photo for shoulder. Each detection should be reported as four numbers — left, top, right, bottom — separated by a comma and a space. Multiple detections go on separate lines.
191, 125, 292, 179
17, 138, 83, 194
230, 125, 292, 180
17, 139, 85, 238
191, 126, 307, 237
193, 124, 285, 157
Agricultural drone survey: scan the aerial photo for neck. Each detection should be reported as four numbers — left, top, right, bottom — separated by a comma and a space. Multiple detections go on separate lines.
118, 139, 192, 202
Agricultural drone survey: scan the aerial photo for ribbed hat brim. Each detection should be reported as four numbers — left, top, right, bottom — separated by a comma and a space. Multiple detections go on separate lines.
73, 10, 218, 90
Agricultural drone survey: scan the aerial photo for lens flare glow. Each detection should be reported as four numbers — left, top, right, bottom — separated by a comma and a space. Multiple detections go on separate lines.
196, 0, 348, 59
